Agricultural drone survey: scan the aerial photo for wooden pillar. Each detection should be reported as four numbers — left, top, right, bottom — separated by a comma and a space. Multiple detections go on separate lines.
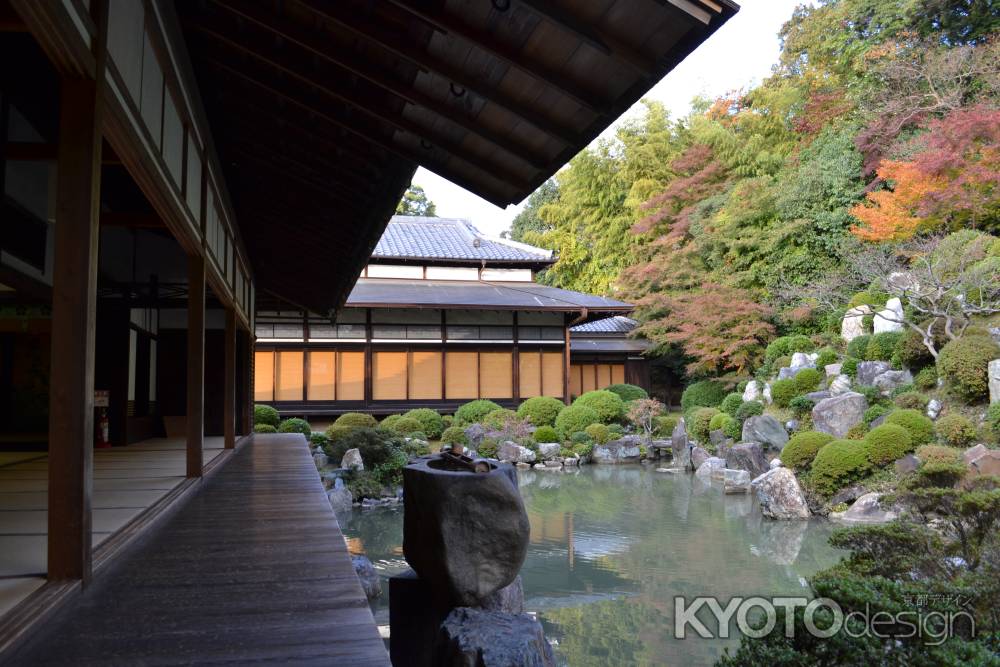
245, 332, 255, 433
563, 324, 572, 405
46, 75, 104, 583
186, 255, 205, 477
223, 307, 236, 449
512, 312, 520, 402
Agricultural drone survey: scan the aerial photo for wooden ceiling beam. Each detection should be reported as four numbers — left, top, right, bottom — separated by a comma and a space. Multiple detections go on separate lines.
223, 145, 362, 203
383, 0, 605, 112
292, 0, 579, 147
190, 27, 534, 191
208, 0, 551, 170
99, 212, 164, 228
199, 58, 516, 206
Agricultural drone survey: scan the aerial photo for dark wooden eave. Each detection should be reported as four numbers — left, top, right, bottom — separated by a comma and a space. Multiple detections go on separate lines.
175, 0, 737, 315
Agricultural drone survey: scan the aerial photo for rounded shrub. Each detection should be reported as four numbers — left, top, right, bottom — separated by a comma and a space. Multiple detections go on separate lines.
770, 379, 798, 408
555, 405, 600, 440
864, 404, 890, 425
569, 431, 593, 445
477, 438, 499, 458
815, 347, 838, 369
605, 383, 648, 402
792, 368, 822, 394
842, 357, 859, 378
254, 404, 280, 427
894, 327, 939, 370
765, 335, 813, 362
584, 423, 612, 444
440, 426, 468, 447
533, 425, 559, 443
482, 408, 517, 430
936, 336, 1000, 402
914, 366, 938, 390
989, 403, 1000, 437
865, 332, 903, 362
934, 414, 977, 448
572, 390, 626, 424
708, 412, 741, 439
846, 423, 869, 440
454, 399, 503, 426
680, 380, 729, 412
719, 392, 744, 417
516, 396, 565, 427
253, 423, 277, 434
379, 414, 404, 432
442, 415, 454, 428
846, 335, 872, 361
655, 415, 679, 437
781, 431, 834, 470
810, 439, 871, 496
690, 407, 720, 443
325, 428, 403, 470
735, 400, 765, 421
864, 423, 913, 467
325, 424, 354, 441
916, 444, 963, 465
277, 417, 311, 435
390, 417, 423, 434
789, 395, 815, 416
856, 385, 883, 408
403, 408, 444, 439
886, 409, 935, 445
848, 290, 887, 309
334, 412, 377, 429
893, 391, 928, 411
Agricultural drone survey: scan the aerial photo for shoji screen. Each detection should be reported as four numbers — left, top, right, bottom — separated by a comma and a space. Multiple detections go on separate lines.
337, 351, 365, 401
519, 351, 541, 398
274, 351, 304, 401
254, 350, 274, 401
409, 351, 442, 400
373, 351, 408, 400
596, 364, 613, 389
307, 351, 336, 401
479, 351, 512, 399
569, 364, 583, 397
445, 352, 478, 399
542, 351, 564, 398
611, 364, 625, 385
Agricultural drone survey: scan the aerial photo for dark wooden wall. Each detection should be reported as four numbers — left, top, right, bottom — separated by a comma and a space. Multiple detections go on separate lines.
158, 328, 226, 436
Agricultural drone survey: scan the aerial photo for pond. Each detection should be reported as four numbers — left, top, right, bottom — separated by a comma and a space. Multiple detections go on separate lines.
341, 465, 845, 666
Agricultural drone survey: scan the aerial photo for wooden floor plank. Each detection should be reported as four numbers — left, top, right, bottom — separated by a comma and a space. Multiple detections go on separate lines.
7, 434, 388, 666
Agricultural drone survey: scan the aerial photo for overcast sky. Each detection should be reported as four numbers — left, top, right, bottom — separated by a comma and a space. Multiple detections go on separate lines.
411, 0, 809, 238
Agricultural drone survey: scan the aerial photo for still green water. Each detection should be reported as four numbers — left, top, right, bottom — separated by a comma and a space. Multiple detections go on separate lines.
341, 465, 845, 666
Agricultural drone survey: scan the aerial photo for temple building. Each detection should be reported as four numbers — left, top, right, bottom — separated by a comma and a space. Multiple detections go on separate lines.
253, 216, 650, 415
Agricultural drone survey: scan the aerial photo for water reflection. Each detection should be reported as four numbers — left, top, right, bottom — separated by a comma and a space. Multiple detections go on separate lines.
341, 466, 844, 666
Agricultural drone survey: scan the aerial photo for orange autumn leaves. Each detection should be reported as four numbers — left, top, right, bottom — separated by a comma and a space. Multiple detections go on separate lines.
849, 160, 946, 241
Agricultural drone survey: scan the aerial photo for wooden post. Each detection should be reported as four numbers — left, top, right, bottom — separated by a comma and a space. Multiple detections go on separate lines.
223, 307, 236, 449
46, 75, 103, 583
246, 332, 255, 433
186, 254, 205, 477
563, 323, 572, 405
512, 311, 519, 402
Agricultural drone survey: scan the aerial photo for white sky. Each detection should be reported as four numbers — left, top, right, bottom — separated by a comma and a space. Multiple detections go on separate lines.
411, 0, 809, 238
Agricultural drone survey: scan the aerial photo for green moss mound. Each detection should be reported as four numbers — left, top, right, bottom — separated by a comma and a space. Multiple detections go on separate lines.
793, 367, 822, 393
454, 400, 503, 426
533, 425, 559, 443
440, 426, 468, 446
864, 423, 913, 467
253, 404, 280, 427
277, 418, 311, 435
334, 412, 377, 429
886, 409, 935, 445
605, 383, 648, 402
572, 390, 626, 424
781, 431, 834, 470
555, 405, 600, 440
516, 396, 565, 427
770, 379, 798, 408
253, 424, 277, 434
811, 439, 871, 496
584, 423, 612, 444
402, 408, 444, 438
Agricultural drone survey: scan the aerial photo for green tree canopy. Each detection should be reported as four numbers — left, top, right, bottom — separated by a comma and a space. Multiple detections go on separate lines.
395, 184, 437, 216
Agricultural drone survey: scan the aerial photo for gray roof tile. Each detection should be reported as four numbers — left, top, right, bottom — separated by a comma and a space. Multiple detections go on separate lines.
372, 216, 553, 263
569, 316, 638, 334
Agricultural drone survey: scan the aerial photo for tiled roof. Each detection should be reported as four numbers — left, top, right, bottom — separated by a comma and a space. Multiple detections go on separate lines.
570, 316, 638, 334
372, 216, 553, 263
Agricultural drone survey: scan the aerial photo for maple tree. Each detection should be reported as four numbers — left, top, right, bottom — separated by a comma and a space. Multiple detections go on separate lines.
849, 160, 946, 241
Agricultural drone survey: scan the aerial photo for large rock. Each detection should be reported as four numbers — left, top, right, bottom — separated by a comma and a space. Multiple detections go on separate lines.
964, 444, 988, 465
990, 359, 1000, 403
751, 467, 811, 519
762, 382, 773, 404
328, 479, 353, 515
895, 454, 920, 475
725, 442, 769, 478
856, 361, 892, 386
831, 492, 897, 524
537, 442, 561, 461
967, 449, 1000, 477
591, 436, 642, 464
829, 374, 852, 395
464, 424, 487, 448
872, 369, 913, 396
741, 415, 789, 451
352, 555, 382, 601
709, 429, 733, 450
671, 418, 691, 470
926, 399, 943, 420
436, 607, 556, 667
695, 457, 727, 478
812, 392, 868, 439
313, 450, 329, 469
806, 391, 832, 402
841, 305, 872, 342
825, 363, 843, 378
690, 446, 710, 470
724, 469, 751, 494
341, 448, 363, 471
498, 442, 536, 464
480, 575, 524, 614
742, 380, 763, 402
873, 297, 904, 334
403, 458, 529, 608
790, 352, 815, 370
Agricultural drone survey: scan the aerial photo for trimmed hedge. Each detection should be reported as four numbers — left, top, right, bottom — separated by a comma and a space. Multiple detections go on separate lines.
334, 412, 378, 429
915, 444, 963, 465
865, 331, 903, 362
863, 404, 890, 425
690, 407, 720, 443
572, 390, 626, 424
277, 417, 311, 435
584, 423, 612, 444
864, 423, 913, 467
810, 439, 871, 496
555, 405, 600, 440
934, 414, 977, 447
403, 408, 444, 439
735, 400, 764, 421
720, 392, 744, 416
455, 400, 503, 426
886, 409, 935, 445
680, 380, 729, 412
325, 424, 354, 441
770, 379, 798, 408
781, 431, 834, 470
936, 335, 1000, 402
379, 414, 404, 432
816, 347, 838, 369
893, 391, 928, 411
533, 425, 559, 443
789, 395, 814, 416
765, 335, 813, 362
655, 415, 679, 437
324, 428, 403, 469
516, 396, 565, 427
482, 408, 517, 430
253, 423, 277, 434
846, 334, 872, 360
708, 412, 741, 439
391, 417, 424, 434
914, 366, 938, 390
440, 426, 468, 446
605, 383, 648, 402
793, 368, 822, 394
254, 404, 280, 427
